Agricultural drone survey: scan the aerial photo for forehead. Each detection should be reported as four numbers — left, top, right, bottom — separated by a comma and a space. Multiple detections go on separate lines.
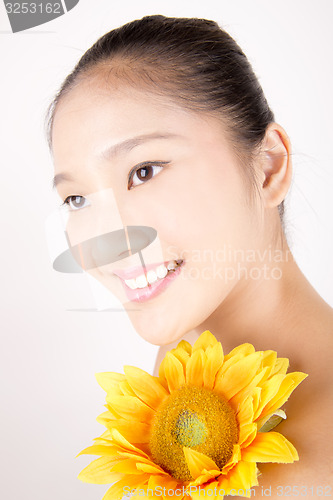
53, 76, 205, 135
51, 73, 234, 171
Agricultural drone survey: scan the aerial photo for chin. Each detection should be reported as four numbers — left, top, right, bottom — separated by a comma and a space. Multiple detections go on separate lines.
127, 310, 187, 347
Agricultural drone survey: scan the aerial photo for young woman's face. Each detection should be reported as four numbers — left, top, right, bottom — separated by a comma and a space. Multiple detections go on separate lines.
52, 75, 264, 345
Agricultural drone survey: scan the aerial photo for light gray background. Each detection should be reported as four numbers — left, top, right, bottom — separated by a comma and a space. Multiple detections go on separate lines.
1, 1, 332, 499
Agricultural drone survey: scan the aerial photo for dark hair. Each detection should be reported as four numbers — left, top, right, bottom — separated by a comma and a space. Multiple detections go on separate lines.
47, 14, 284, 221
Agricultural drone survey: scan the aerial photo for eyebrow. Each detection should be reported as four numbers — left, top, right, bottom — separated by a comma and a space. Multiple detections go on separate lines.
101, 132, 181, 160
52, 132, 181, 190
52, 172, 74, 189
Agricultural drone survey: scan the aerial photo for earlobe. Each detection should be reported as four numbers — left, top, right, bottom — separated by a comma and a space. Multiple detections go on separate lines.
260, 123, 292, 208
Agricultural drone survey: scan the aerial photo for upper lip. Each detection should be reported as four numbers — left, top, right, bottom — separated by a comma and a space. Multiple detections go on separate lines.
112, 261, 176, 280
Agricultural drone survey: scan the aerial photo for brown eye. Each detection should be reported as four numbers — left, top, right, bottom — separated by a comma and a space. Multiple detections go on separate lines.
137, 166, 153, 181
63, 195, 90, 211
129, 164, 164, 189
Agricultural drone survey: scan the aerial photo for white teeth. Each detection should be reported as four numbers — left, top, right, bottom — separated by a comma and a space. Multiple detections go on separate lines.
146, 270, 158, 284
167, 261, 177, 271
156, 265, 168, 279
123, 260, 183, 290
125, 278, 137, 290
135, 274, 148, 288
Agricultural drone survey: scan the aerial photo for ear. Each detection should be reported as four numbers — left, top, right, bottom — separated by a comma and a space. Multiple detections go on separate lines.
259, 123, 292, 208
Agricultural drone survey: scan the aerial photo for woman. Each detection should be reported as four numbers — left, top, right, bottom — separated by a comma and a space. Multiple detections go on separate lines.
48, 15, 333, 496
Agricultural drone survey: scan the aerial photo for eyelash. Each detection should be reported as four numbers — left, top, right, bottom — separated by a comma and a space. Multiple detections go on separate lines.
62, 161, 169, 211
62, 195, 90, 212
128, 161, 168, 190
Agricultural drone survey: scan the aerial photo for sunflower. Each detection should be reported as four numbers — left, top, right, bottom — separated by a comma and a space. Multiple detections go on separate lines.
77, 331, 307, 499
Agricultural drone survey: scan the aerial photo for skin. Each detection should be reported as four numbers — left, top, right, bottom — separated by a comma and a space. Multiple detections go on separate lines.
52, 73, 333, 496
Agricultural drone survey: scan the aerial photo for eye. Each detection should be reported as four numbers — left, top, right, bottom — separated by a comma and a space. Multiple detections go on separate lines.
62, 195, 90, 211
128, 162, 167, 190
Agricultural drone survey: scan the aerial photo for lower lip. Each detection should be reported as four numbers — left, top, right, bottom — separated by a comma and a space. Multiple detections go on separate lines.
119, 264, 184, 303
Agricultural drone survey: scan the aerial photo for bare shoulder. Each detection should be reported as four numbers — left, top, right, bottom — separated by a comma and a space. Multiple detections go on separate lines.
301, 299, 333, 368
254, 304, 333, 498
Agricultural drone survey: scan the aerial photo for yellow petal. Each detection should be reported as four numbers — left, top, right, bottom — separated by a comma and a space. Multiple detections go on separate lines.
163, 352, 186, 392
110, 429, 149, 457
236, 395, 254, 425
187, 480, 221, 500
136, 463, 167, 474
95, 372, 126, 395
96, 410, 117, 426
192, 330, 218, 352
262, 350, 277, 367
236, 396, 257, 448
203, 342, 224, 390
115, 450, 152, 462
251, 387, 262, 421
76, 445, 118, 458
259, 372, 308, 421
174, 339, 192, 356
109, 454, 157, 468
111, 458, 148, 475
253, 374, 286, 421
219, 460, 258, 496
158, 357, 168, 387
78, 456, 123, 484
110, 454, 165, 475
230, 367, 269, 410
159, 341, 191, 385
106, 420, 150, 444
104, 404, 122, 420
215, 352, 263, 401
93, 438, 112, 446
124, 366, 168, 410
238, 423, 257, 448
102, 474, 148, 500
221, 444, 241, 475
259, 350, 277, 382
93, 429, 114, 445
106, 395, 155, 423
270, 357, 289, 377
183, 447, 219, 480
223, 343, 255, 362
119, 380, 137, 397
218, 352, 244, 377
242, 431, 298, 463
189, 470, 221, 487
148, 474, 179, 491
186, 349, 206, 386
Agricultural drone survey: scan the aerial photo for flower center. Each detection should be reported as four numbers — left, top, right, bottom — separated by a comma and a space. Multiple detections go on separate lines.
149, 385, 239, 481
175, 410, 208, 447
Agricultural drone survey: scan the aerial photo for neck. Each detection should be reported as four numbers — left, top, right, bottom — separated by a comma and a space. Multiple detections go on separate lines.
191, 239, 329, 369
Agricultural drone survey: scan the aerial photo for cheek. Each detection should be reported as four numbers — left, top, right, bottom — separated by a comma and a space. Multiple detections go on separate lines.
134, 160, 249, 256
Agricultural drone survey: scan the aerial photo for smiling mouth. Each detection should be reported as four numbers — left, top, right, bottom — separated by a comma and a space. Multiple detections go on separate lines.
113, 259, 184, 290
